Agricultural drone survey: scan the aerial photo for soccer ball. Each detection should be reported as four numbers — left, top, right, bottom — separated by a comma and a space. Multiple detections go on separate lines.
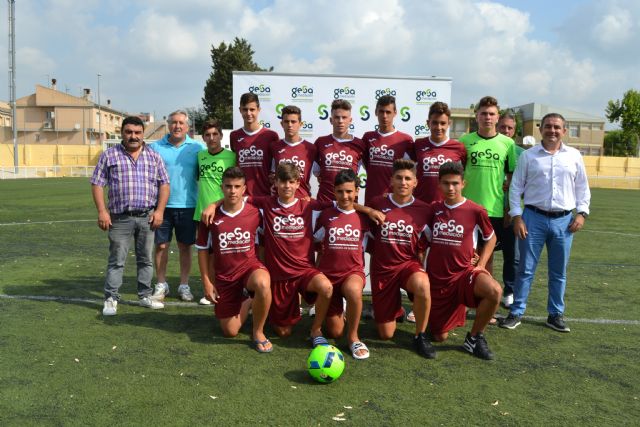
307, 344, 345, 383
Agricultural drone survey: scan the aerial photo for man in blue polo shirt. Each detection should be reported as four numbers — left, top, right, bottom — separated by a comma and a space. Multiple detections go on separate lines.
149, 110, 206, 302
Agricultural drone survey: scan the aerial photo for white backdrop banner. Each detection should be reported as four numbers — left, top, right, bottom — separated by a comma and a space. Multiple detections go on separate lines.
232, 72, 452, 141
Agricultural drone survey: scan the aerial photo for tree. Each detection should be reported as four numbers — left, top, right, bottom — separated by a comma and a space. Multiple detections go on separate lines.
606, 89, 640, 157
184, 106, 208, 134
202, 38, 271, 128
603, 129, 638, 157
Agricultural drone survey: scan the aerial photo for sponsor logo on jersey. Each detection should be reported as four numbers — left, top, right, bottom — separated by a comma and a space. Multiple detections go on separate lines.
369, 144, 395, 163
278, 148, 286, 154
380, 219, 414, 242
324, 150, 354, 167
470, 147, 501, 166
433, 219, 464, 239
273, 214, 305, 232
328, 224, 360, 244
238, 146, 263, 163
422, 154, 454, 174
381, 208, 392, 213
219, 227, 252, 249
214, 220, 224, 225
278, 156, 306, 171
328, 216, 339, 222
324, 143, 333, 148
237, 138, 245, 142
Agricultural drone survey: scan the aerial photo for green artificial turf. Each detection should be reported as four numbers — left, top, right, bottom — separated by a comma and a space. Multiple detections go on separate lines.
1, 178, 639, 426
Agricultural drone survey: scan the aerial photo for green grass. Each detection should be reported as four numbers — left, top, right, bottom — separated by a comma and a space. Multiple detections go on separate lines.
1, 178, 639, 426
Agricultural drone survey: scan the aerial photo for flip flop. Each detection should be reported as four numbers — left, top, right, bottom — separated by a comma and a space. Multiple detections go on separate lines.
311, 336, 329, 348
254, 338, 273, 353
350, 341, 370, 360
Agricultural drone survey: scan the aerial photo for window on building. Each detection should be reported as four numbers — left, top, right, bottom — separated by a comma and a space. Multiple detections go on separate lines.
569, 124, 579, 138
452, 119, 467, 134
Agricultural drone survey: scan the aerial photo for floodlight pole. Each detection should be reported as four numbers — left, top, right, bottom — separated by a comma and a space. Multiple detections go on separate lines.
8, 0, 18, 172
97, 73, 102, 145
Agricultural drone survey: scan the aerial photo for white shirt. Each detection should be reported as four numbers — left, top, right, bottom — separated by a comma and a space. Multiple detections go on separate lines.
509, 142, 591, 217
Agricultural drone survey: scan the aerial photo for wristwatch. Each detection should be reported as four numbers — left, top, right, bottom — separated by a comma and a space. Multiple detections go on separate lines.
577, 212, 588, 219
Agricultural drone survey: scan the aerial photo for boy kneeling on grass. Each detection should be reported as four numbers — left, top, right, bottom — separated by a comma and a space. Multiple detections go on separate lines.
195, 167, 273, 353
424, 161, 502, 360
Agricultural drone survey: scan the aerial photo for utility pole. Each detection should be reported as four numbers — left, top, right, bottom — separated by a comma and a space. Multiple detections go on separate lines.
8, 0, 18, 172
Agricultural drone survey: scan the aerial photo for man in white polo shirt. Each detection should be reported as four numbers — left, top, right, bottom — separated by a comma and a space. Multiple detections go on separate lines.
500, 113, 591, 333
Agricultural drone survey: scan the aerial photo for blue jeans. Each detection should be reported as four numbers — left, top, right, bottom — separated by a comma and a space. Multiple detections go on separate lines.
510, 207, 574, 317
104, 213, 155, 300
502, 220, 519, 296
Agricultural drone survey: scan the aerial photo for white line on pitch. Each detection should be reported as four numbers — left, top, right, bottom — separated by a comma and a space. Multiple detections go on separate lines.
582, 229, 640, 237
2, 293, 640, 325
0, 219, 94, 226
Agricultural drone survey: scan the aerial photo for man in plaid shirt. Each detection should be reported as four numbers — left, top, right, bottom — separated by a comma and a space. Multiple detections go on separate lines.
91, 116, 170, 316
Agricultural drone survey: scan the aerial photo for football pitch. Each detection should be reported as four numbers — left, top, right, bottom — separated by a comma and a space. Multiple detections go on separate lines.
1, 178, 639, 426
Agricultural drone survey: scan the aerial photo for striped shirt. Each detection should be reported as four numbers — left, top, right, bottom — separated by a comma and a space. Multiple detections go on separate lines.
91, 143, 170, 214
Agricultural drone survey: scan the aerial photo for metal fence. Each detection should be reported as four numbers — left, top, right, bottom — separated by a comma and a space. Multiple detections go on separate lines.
0, 166, 95, 179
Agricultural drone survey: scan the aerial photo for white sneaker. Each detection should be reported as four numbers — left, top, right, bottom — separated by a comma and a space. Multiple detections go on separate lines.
103, 297, 117, 316
139, 296, 164, 309
151, 282, 169, 301
199, 297, 212, 305
502, 293, 514, 308
178, 284, 194, 302
308, 305, 316, 317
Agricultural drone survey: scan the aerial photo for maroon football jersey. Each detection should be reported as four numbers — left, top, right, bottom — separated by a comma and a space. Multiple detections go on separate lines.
230, 127, 279, 197
250, 196, 332, 281
425, 199, 494, 288
413, 138, 467, 203
368, 194, 429, 275
362, 130, 414, 205
270, 139, 317, 198
313, 135, 365, 203
195, 203, 262, 283
314, 206, 370, 279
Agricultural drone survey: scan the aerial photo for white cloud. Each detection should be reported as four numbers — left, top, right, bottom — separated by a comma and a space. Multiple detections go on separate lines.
1, 0, 639, 118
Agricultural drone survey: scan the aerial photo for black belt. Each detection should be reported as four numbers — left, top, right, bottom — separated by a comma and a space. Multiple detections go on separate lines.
120, 209, 153, 217
525, 205, 571, 218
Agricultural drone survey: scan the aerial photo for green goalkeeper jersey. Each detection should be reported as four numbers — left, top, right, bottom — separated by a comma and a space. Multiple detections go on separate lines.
460, 132, 516, 217
194, 148, 236, 221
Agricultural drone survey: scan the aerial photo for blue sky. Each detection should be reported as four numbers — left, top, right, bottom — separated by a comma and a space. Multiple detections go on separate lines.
1, 0, 638, 122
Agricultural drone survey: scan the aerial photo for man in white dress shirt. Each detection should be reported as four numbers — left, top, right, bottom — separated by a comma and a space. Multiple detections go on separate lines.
499, 113, 591, 332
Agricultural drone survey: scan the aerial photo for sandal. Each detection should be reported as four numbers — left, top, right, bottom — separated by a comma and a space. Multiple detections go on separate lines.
254, 338, 273, 353
350, 341, 370, 360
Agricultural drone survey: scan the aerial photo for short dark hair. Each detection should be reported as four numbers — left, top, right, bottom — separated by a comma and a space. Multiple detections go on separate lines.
428, 101, 451, 119
240, 92, 260, 107
334, 168, 359, 187
122, 116, 145, 130
281, 105, 302, 121
275, 162, 301, 182
201, 118, 222, 136
540, 113, 567, 129
499, 110, 517, 123
222, 166, 246, 182
392, 158, 416, 175
376, 95, 396, 110
438, 161, 465, 180
331, 99, 352, 112
476, 96, 499, 112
